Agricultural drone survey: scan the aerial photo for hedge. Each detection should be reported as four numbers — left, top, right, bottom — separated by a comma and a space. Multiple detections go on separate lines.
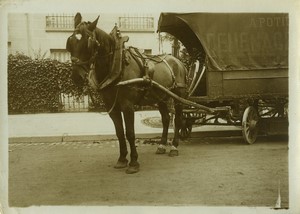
8, 53, 103, 114
8, 51, 193, 114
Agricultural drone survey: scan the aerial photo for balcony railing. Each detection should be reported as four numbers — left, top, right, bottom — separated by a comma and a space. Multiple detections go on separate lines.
46, 14, 74, 31
119, 16, 154, 32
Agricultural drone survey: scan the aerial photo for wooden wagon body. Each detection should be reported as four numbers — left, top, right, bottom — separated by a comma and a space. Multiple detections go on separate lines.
157, 13, 289, 143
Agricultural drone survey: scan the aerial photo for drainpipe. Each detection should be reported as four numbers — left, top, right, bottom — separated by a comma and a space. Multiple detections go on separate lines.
25, 13, 31, 56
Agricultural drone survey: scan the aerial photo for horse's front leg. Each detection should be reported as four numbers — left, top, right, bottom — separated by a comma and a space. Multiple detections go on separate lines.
156, 102, 170, 154
123, 108, 140, 174
109, 111, 128, 168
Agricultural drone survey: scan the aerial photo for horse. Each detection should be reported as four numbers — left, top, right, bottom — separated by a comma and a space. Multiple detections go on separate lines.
66, 13, 187, 174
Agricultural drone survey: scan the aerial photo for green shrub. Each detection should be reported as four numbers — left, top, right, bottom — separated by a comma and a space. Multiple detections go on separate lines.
7, 53, 103, 114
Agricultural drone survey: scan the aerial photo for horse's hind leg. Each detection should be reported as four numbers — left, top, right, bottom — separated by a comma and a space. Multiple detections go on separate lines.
109, 111, 128, 168
156, 102, 170, 154
170, 88, 186, 157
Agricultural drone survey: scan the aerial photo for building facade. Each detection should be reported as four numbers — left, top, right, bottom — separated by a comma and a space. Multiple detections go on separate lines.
8, 13, 173, 112
8, 13, 172, 60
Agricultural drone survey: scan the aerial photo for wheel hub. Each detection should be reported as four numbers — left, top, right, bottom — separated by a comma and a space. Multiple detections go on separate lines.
249, 119, 258, 130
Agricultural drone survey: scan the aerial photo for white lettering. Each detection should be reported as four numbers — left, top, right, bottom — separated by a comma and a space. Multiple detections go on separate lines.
266, 18, 273, 27
249, 16, 288, 28
204, 32, 287, 54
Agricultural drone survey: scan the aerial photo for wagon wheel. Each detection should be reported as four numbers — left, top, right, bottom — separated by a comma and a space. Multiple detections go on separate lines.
242, 106, 259, 144
172, 113, 193, 140
179, 118, 193, 139
172, 114, 193, 140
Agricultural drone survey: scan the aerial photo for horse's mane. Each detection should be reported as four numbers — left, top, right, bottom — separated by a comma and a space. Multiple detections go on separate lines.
94, 27, 115, 51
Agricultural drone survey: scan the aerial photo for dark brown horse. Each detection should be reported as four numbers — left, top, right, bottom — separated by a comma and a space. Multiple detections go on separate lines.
66, 13, 187, 173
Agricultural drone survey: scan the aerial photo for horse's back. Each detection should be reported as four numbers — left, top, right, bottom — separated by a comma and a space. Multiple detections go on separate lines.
122, 51, 186, 89
151, 55, 186, 89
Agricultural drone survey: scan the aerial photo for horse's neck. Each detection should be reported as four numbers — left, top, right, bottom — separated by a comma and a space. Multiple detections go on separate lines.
96, 28, 114, 55
94, 29, 114, 83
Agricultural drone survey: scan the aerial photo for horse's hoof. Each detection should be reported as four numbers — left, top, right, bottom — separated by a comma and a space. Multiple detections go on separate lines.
126, 165, 140, 174
114, 160, 128, 169
169, 149, 179, 157
155, 147, 166, 154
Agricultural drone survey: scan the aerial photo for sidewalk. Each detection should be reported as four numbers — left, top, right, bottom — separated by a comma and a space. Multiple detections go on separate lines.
8, 110, 241, 142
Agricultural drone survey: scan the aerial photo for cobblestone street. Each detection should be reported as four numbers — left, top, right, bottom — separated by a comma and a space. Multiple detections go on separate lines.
9, 136, 288, 208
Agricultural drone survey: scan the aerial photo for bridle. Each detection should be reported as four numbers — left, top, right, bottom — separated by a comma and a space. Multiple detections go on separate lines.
70, 22, 114, 71
68, 21, 120, 114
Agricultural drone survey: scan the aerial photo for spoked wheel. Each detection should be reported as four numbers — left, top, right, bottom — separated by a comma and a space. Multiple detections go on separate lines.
242, 106, 259, 144
172, 114, 193, 140
179, 118, 193, 139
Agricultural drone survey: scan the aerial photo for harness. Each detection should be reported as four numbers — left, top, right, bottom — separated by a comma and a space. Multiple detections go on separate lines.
126, 46, 177, 90
71, 23, 180, 91
70, 22, 114, 69
70, 23, 183, 112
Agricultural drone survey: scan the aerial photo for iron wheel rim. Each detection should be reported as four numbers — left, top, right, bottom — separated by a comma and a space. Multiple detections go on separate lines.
242, 106, 259, 144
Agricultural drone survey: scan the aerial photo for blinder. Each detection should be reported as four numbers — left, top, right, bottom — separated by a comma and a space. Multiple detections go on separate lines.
88, 30, 100, 51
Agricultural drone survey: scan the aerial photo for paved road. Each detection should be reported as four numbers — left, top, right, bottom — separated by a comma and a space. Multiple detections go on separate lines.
9, 135, 288, 208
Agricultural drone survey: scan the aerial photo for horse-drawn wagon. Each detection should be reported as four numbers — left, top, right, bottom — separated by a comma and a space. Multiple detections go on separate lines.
66, 12, 288, 173
157, 13, 289, 144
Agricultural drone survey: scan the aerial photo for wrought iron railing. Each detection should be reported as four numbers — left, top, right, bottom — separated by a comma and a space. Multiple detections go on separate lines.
60, 94, 89, 112
119, 15, 154, 32
46, 14, 74, 31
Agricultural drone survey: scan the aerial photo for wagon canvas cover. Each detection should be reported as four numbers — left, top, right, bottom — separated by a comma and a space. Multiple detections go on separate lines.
158, 13, 288, 72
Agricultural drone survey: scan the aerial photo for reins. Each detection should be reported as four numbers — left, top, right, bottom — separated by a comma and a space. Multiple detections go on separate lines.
107, 87, 120, 115
71, 34, 114, 73
128, 46, 168, 63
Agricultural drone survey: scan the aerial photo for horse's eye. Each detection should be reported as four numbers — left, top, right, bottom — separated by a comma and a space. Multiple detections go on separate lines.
75, 33, 82, 40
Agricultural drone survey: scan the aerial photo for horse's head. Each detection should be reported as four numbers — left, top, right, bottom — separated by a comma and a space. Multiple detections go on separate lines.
66, 13, 100, 87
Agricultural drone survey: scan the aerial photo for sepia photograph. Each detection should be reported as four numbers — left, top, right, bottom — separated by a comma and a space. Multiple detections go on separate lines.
0, 0, 299, 214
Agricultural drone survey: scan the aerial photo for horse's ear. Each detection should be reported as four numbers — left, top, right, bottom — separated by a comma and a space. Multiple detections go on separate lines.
88, 15, 99, 31
74, 12, 82, 28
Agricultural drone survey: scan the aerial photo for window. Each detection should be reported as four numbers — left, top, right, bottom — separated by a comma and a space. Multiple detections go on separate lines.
50, 49, 70, 62
119, 15, 154, 32
143, 49, 152, 55
46, 14, 74, 31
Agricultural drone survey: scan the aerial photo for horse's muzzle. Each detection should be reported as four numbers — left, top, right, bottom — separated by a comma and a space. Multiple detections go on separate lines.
71, 63, 88, 87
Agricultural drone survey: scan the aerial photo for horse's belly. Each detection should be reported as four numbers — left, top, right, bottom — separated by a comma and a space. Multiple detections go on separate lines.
141, 88, 170, 105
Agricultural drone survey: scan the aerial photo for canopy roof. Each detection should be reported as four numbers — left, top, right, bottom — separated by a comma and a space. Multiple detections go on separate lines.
158, 13, 288, 71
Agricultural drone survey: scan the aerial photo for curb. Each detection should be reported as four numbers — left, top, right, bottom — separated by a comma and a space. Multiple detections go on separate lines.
9, 130, 242, 143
